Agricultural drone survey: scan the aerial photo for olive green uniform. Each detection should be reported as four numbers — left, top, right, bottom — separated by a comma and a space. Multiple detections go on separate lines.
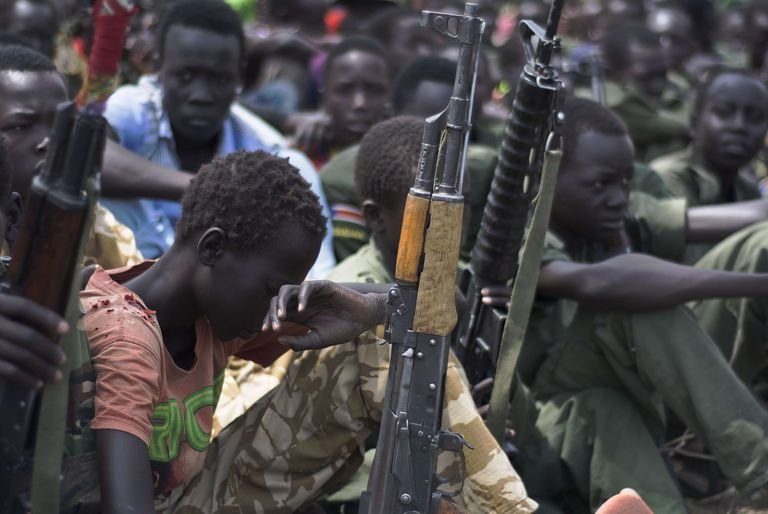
652, 147, 761, 207
576, 81, 690, 163
512, 227, 768, 514
652, 147, 762, 264
648, 148, 768, 382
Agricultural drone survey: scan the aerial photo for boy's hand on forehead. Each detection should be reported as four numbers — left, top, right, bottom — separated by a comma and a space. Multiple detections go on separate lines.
0, 292, 68, 389
262, 280, 387, 351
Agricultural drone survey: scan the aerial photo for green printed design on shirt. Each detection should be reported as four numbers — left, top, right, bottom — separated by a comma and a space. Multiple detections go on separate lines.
184, 385, 215, 451
149, 370, 226, 461
150, 399, 182, 462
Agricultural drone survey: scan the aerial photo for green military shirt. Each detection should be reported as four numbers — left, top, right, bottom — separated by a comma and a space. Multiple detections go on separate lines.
651, 146, 762, 263
631, 162, 674, 199
651, 146, 761, 206
326, 241, 391, 284
522, 201, 688, 383
594, 81, 690, 163
462, 144, 497, 262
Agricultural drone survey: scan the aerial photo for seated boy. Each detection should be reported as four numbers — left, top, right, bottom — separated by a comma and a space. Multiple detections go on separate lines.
0, 150, 536, 513
509, 97, 768, 514
316, 116, 532, 512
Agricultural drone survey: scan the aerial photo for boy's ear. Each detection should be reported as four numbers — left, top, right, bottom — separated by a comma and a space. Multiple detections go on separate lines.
362, 199, 385, 233
4, 192, 22, 248
197, 227, 227, 267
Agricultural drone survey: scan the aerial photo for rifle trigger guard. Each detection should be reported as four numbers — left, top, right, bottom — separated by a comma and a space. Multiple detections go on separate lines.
432, 431, 471, 493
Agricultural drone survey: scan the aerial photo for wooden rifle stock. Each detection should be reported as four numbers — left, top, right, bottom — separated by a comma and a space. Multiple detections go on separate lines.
0, 103, 106, 514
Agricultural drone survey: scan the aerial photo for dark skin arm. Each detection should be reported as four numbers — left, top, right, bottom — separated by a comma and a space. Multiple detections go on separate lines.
537, 252, 768, 311
686, 199, 768, 243
262, 281, 388, 350
101, 139, 192, 200
263, 281, 468, 350
96, 429, 155, 514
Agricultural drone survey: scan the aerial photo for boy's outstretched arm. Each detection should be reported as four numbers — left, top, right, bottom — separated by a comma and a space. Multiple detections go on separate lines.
687, 199, 768, 243
538, 252, 768, 311
96, 429, 154, 514
101, 139, 192, 200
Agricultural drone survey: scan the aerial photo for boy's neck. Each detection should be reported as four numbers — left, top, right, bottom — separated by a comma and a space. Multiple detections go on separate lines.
174, 132, 219, 173
549, 222, 585, 255
692, 148, 739, 198
372, 234, 396, 279
123, 245, 203, 365
550, 222, 631, 262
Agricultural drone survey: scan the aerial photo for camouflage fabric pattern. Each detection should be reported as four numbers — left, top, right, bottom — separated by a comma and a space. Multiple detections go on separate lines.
83, 203, 144, 269
161, 328, 535, 513
64, 309, 97, 458
201, 242, 536, 513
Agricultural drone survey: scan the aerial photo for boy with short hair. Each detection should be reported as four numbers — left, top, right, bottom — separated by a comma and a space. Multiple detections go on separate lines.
0, 147, 537, 513
511, 97, 768, 513
223, 120, 538, 512
0, 44, 142, 269
100, 0, 335, 275
648, 69, 768, 383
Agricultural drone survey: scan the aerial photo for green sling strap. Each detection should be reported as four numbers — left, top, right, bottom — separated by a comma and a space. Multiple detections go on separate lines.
486, 142, 562, 444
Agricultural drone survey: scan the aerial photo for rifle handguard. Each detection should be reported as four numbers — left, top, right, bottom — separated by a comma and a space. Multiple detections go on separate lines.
395, 193, 431, 284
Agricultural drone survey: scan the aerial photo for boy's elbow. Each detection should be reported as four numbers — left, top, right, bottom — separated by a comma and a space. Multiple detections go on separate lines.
566, 270, 611, 306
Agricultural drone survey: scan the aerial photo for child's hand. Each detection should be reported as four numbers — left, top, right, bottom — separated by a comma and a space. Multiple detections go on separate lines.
0, 292, 68, 389
262, 280, 387, 351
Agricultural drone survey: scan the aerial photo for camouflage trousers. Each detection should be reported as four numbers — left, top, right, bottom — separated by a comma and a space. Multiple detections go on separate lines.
154, 333, 535, 513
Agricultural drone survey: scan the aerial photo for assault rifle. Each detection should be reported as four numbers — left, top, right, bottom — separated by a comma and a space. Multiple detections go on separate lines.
359, 4, 484, 514
457, 0, 565, 398
0, 103, 106, 513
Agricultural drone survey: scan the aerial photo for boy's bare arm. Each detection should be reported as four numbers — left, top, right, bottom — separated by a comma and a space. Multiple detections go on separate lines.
101, 139, 192, 200
96, 429, 155, 514
687, 199, 768, 243
538, 252, 768, 311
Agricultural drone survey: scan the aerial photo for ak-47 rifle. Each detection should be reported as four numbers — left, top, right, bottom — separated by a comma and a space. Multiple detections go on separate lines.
457, 0, 565, 400
0, 104, 106, 514
359, 4, 484, 514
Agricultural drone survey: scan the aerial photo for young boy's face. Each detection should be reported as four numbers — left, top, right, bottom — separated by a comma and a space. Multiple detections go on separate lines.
552, 130, 633, 243
647, 7, 694, 71
324, 50, 391, 148
623, 42, 668, 102
199, 223, 322, 342
693, 73, 768, 174
0, 70, 68, 199
160, 25, 242, 146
